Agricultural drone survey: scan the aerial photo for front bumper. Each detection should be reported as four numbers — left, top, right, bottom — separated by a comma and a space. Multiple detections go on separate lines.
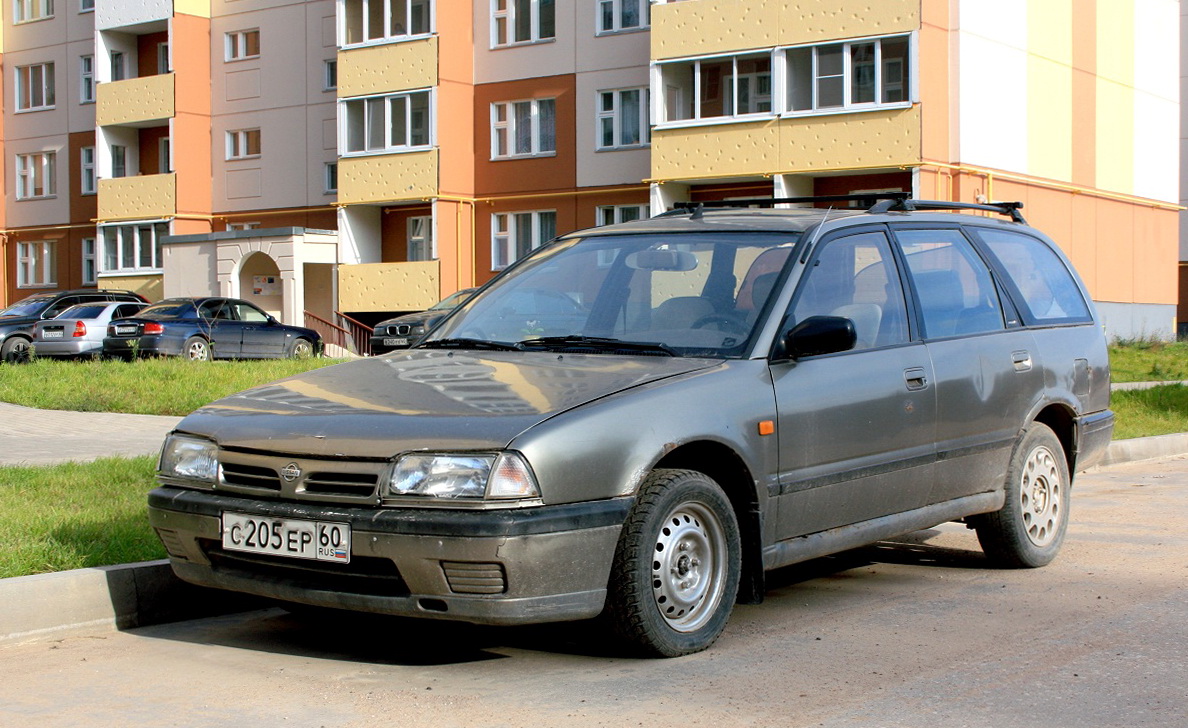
148, 486, 629, 625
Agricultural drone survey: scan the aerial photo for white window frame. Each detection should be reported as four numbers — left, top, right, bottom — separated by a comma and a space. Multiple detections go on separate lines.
15, 62, 56, 112
80, 0, 94, 12
654, 52, 773, 128
226, 129, 261, 160
781, 33, 915, 117
17, 241, 57, 288
324, 162, 338, 193
491, 98, 556, 159
157, 42, 171, 74
82, 237, 97, 285
339, 0, 434, 47
339, 89, 434, 156
596, 204, 646, 227
491, 209, 555, 270
225, 29, 261, 62
596, 87, 649, 150
597, 0, 648, 34
323, 60, 338, 91
110, 51, 126, 81
491, 0, 555, 48
81, 146, 96, 195
80, 55, 95, 104
99, 221, 169, 275
407, 216, 434, 261
16, 152, 57, 200
227, 222, 261, 231
14, 0, 53, 24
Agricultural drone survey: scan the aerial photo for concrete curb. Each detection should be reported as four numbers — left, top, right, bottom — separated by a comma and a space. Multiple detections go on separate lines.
2, 433, 1186, 645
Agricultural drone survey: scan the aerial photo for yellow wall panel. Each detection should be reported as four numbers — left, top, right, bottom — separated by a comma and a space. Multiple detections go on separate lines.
776, 0, 918, 47
1028, 0, 1073, 65
651, 123, 782, 180
96, 75, 175, 127
338, 261, 439, 312
1027, 57, 1073, 182
174, 0, 211, 18
1095, 79, 1134, 194
98, 174, 177, 222
100, 275, 165, 302
1095, 0, 1133, 85
338, 38, 438, 97
339, 150, 439, 204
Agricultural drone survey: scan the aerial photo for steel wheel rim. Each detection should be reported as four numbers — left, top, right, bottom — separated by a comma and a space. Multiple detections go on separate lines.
1020, 444, 1062, 547
651, 501, 727, 633
292, 340, 312, 358
186, 340, 209, 360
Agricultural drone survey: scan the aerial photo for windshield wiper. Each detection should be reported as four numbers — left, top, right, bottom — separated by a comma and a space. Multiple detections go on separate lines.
419, 337, 521, 351
516, 335, 677, 357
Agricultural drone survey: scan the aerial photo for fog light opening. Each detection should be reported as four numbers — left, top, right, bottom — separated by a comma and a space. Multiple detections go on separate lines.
418, 598, 449, 613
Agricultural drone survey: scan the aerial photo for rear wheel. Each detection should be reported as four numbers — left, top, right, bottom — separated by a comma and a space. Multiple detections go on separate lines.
604, 469, 741, 657
973, 422, 1070, 568
183, 336, 211, 361
1, 336, 31, 364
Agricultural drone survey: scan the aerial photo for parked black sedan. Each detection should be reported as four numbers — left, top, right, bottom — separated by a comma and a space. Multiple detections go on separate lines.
369, 287, 478, 355
104, 297, 321, 361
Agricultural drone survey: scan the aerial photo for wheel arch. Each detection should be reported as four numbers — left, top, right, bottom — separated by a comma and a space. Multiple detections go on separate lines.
655, 440, 766, 604
1032, 403, 1077, 472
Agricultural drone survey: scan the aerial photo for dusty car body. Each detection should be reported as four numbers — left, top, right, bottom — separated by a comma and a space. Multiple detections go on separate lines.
149, 198, 1113, 657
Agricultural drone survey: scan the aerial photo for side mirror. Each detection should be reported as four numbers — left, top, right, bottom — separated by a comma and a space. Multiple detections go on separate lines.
775, 315, 856, 360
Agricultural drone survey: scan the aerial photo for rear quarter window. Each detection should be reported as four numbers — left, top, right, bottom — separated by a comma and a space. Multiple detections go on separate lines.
975, 229, 1091, 325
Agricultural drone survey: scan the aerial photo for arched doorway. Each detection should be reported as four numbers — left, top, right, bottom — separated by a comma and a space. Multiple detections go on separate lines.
238, 251, 283, 318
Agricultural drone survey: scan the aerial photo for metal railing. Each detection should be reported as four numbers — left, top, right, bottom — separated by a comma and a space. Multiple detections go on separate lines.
304, 311, 373, 356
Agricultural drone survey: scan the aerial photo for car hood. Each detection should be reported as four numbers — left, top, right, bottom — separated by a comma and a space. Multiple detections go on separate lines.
176, 350, 719, 458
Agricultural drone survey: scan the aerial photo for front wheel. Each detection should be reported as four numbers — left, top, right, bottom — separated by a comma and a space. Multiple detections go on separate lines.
972, 422, 1070, 568
183, 336, 211, 361
287, 338, 314, 359
604, 469, 741, 657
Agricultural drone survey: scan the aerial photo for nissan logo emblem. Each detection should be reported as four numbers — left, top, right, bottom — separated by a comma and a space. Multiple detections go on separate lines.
280, 463, 302, 482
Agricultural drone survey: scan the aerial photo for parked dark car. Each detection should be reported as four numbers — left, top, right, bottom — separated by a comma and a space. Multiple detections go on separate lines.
104, 297, 321, 361
1, 289, 148, 363
32, 301, 148, 359
370, 288, 479, 355
149, 197, 1113, 657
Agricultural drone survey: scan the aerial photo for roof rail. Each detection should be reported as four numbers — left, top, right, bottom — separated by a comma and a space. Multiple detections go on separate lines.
868, 198, 1027, 224
660, 192, 911, 216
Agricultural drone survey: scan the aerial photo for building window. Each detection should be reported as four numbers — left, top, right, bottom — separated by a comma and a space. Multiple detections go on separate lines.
324, 60, 338, 90
492, 0, 554, 47
16, 153, 56, 200
786, 35, 911, 114
100, 222, 168, 274
14, 0, 53, 23
227, 222, 261, 231
596, 204, 646, 226
491, 98, 555, 159
81, 147, 96, 195
82, 238, 97, 285
598, 0, 647, 34
157, 43, 170, 74
491, 210, 555, 270
110, 51, 126, 81
17, 242, 57, 288
408, 216, 434, 260
225, 29, 261, 61
80, 56, 95, 103
15, 63, 55, 111
597, 88, 648, 149
111, 145, 127, 178
324, 162, 338, 193
659, 53, 770, 124
159, 138, 172, 173
226, 129, 262, 160
342, 0, 432, 46
341, 90, 432, 154
80, 0, 93, 11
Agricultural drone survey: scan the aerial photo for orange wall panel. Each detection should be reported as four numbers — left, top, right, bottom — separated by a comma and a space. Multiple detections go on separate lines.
473, 75, 577, 196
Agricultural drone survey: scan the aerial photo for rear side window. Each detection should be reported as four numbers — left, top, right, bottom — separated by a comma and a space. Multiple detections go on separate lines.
975, 229, 1091, 325
894, 228, 1005, 339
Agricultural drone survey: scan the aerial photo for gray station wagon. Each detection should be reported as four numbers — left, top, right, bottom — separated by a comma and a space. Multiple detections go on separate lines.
149, 196, 1114, 657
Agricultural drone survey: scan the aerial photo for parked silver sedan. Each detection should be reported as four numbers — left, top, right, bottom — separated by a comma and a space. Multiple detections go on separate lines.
32, 301, 147, 359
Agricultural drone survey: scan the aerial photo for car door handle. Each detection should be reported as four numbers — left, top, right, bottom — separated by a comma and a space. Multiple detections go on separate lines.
1012, 350, 1033, 372
904, 367, 928, 391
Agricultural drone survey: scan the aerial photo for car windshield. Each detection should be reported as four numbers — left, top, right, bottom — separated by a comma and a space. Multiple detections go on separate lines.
136, 301, 197, 319
56, 304, 108, 319
0, 296, 54, 318
430, 288, 476, 311
427, 232, 799, 358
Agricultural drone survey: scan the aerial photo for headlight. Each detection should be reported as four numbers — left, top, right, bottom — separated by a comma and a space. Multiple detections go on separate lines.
158, 434, 219, 485
388, 452, 540, 500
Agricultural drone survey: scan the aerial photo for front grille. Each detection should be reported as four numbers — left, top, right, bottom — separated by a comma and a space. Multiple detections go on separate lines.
442, 561, 507, 595
221, 462, 282, 491
303, 471, 378, 497
386, 324, 412, 336
201, 539, 409, 597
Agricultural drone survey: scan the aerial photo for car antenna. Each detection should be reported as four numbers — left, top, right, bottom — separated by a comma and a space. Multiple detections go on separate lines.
800, 207, 833, 263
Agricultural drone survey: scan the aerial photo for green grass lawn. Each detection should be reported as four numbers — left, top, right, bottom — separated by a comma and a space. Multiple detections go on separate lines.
1108, 340, 1188, 383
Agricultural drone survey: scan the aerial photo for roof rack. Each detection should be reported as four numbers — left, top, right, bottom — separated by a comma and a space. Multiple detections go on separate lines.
868, 198, 1027, 224
660, 192, 911, 218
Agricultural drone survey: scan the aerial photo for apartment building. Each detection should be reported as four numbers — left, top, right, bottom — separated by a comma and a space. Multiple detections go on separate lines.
1, 0, 1179, 342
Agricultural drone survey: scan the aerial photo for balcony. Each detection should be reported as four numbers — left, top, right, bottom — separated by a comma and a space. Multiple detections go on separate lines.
338, 261, 440, 312
338, 150, 439, 205
97, 75, 175, 128
338, 36, 438, 98
99, 173, 177, 222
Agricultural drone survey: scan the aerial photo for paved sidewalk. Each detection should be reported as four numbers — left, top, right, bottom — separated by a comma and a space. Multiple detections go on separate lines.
0, 402, 181, 466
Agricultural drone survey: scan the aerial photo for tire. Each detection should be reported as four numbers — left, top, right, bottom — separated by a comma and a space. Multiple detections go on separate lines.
1, 336, 32, 364
973, 422, 1070, 568
604, 469, 741, 657
183, 336, 211, 361
287, 337, 314, 359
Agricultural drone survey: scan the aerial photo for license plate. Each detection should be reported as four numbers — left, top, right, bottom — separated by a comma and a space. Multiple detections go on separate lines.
383, 337, 409, 346
42, 330, 63, 339
222, 512, 351, 563
115, 324, 138, 335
